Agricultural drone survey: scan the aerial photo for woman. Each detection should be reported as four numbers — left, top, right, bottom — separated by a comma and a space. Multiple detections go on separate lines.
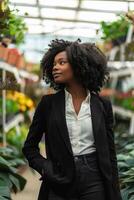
22, 39, 122, 200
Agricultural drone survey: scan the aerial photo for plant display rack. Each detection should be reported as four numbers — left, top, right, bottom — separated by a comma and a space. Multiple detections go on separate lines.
106, 24, 134, 135
113, 105, 134, 135
108, 67, 134, 135
0, 60, 39, 146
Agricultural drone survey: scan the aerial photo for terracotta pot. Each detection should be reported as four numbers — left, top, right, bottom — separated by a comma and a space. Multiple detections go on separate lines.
16, 54, 25, 69
7, 48, 20, 66
0, 45, 9, 61
100, 88, 116, 96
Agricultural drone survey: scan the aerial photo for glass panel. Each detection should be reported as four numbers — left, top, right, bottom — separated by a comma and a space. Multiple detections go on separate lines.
74, 22, 100, 30
77, 11, 117, 22
41, 8, 76, 19
12, 6, 39, 17
42, 20, 75, 34
54, 28, 96, 37
39, 0, 78, 8
129, 2, 134, 9
9, 0, 36, 4
42, 26, 56, 33
28, 25, 43, 34
24, 18, 42, 25
81, 0, 128, 12
42, 20, 74, 28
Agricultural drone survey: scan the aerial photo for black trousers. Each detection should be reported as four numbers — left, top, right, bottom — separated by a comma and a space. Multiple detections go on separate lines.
48, 152, 106, 200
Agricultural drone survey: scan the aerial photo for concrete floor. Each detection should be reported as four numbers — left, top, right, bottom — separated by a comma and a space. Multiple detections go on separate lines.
11, 168, 41, 200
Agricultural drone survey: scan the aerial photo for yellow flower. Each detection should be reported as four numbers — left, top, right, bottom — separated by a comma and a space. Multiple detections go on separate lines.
26, 99, 34, 108
19, 98, 26, 105
20, 105, 26, 112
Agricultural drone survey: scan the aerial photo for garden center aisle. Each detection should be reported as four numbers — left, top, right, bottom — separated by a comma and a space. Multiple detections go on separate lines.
12, 168, 41, 200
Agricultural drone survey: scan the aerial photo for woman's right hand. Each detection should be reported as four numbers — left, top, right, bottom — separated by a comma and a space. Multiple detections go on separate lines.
39, 159, 70, 184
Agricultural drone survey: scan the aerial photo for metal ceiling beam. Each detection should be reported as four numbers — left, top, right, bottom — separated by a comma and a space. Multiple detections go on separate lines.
21, 15, 100, 24
10, 2, 127, 14
36, 0, 42, 24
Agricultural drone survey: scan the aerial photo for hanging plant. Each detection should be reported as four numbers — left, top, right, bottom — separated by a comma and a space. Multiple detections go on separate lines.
0, 0, 28, 45
100, 16, 130, 42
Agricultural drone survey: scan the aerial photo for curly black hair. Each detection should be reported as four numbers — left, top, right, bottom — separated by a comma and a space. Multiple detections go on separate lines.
40, 38, 110, 94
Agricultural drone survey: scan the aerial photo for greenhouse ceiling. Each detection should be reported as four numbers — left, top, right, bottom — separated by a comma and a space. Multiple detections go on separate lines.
9, 0, 134, 38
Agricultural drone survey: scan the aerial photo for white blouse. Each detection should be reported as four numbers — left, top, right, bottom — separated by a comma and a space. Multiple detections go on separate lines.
64, 88, 96, 156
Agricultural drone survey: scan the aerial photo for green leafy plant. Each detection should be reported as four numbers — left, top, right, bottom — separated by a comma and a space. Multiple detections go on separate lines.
0, 146, 26, 199
6, 123, 29, 157
100, 16, 130, 42
115, 131, 134, 200
0, 0, 28, 45
0, 145, 26, 167
0, 98, 19, 114
117, 144, 134, 200
114, 95, 134, 111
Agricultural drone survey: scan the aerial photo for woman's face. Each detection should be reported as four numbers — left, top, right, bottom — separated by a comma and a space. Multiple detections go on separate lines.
52, 51, 74, 84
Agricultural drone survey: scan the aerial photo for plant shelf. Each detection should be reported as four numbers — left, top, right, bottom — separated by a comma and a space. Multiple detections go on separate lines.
113, 105, 134, 135
4, 113, 24, 133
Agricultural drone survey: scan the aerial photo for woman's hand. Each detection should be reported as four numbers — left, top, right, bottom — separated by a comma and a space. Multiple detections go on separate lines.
39, 159, 70, 184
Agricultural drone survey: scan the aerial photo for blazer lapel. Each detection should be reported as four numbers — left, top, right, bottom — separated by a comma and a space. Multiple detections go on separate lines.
53, 90, 73, 155
53, 90, 104, 155
90, 93, 104, 141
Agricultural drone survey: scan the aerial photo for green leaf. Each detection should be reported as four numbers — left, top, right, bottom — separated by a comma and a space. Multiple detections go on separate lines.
129, 196, 134, 200
9, 174, 20, 193
0, 156, 16, 173
0, 186, 11, 199
0, 173, 12, 188
11, 173, 26, 191
0, 196, 10, 200
121, 188, 129, 200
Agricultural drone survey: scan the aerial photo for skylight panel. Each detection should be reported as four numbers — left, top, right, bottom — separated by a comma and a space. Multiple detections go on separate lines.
55, 28, 96, 38
129, 2, 134, 10
81, 0, 128, 12
9, 0, 36, 5
12, 6, 39, 17
42, 20, 74, 28
77, 11, 117, 22
27, 25, 43, 34
74, 22, 100, 30
39, 0, 78, 8
41, 8, 76, 20
42, 20, 75, 34
24, 18, 42, 25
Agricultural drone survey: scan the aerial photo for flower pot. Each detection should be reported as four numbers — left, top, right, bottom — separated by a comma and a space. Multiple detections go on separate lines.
0, 45, 9, 61
7, 48, 20, 66
16, 54, 25, 69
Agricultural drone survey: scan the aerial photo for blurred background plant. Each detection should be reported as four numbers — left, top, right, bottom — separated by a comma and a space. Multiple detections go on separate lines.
0, 146, 26, 199
0, 0, 28, 45
115, 130, 134, 200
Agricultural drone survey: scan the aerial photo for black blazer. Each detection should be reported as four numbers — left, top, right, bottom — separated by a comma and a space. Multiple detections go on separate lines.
22, 89, 122, 200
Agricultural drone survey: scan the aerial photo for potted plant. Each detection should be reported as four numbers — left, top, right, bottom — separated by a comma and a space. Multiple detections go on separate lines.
100, 16, 130, 47
114, 131, 134, 200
